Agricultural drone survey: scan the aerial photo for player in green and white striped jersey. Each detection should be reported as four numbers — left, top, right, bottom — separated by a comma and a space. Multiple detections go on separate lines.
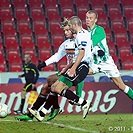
86, 10, 133, 100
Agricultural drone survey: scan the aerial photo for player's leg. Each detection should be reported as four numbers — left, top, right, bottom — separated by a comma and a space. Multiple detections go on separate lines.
111, 77, 133, 100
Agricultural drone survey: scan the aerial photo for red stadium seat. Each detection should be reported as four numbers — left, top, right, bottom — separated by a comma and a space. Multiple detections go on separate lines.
9, 64, 22, 72
93, 7, 108, 20
59, 0, 73, 7
0, 8, 14, 21
7, 50, 22, 64
49, 21, 63, 35
108, 7, 123, 21
39, 49, 51, 61
15, 8, 29, 21
115, 34, 130, 49
58, 63, 67, 71
31, 7, 45, 21
121, 0, 133, 7
123, 62, 133, 70
112, 21, 127, 34
28, 0, 42, 8
0, 43, 3, 51
20, 35, 35, 50
44, 0, 57, 7
42, 64, 55, 71
0, 51, 6, 64
13, 0, 27, 8
4, 35, 19, 50
0, 64, 6, 72
119, 49, 132, 63
127, 21, 133, 34
0, 0, 11, 8
36, 35, 51, 50
33, 21, 47, 35
62, 7, 75, 18
46, 7, 61, 21
75, 0, 89, 7
2, 21, 16, 35
90, 0, 105, 7
123, 7, 133, 21
105, 0, 120, 7
52, 35, 64, 50
17, 21, 32, 35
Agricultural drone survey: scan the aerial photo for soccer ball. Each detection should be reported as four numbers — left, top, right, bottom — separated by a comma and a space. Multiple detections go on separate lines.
0, 103, 9, 118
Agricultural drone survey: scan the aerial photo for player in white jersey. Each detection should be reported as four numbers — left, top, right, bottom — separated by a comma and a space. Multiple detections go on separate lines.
29, 16, 92, 121
86, 10, 133, 100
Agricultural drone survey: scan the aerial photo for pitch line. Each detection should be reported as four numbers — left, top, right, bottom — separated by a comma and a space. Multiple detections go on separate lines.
0, 119, 99, 133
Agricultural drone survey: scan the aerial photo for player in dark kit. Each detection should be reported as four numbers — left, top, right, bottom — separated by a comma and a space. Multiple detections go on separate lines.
14, 54, 39, 114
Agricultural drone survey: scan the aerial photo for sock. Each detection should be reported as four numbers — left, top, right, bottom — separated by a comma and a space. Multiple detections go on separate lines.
40, 108, 47, 117
124, 86, 133, 100
51, 93, 59, 109
20, 98, 25, 112
27, 112, 34, 119
43, 94, 56, 110
76, 81, 84, 97
32, 94, 47, 110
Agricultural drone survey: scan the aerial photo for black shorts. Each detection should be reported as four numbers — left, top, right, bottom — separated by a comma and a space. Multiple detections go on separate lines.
23, 83, 37, 92
64, 62, 89, 86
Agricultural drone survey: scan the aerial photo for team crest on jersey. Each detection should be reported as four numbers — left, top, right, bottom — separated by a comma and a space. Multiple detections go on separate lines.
81, 41, 87, 46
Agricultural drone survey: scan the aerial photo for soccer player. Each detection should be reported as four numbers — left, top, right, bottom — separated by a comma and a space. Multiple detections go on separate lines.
29, 16, 92, 121
14, 54, 39, 114
86, 10, 133, 100
15, 18, 85, 121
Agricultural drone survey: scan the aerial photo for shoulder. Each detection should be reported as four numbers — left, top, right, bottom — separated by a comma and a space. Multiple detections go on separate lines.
95, 25, 105, 32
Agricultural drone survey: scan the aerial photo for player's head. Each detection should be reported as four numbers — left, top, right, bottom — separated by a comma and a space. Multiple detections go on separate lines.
68, 16, 82, 33
60, 18, 73, 39
86, 10, 98, 30
24, 54, 31, 64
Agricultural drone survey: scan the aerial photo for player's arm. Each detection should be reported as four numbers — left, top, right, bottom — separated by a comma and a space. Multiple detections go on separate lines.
31, 64, 39, 84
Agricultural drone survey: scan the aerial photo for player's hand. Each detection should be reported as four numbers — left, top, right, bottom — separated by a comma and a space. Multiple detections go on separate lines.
32, 84, 35, 89
18, 75, 21, 78
67, 68, 76, 77
37, 61, 46, 71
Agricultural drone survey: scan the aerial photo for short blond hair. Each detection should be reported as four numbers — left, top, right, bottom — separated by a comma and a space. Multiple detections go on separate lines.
60, 18, 69, 28
69, 16, 82, 26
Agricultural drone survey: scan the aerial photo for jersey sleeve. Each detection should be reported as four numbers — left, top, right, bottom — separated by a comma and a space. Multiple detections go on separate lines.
45, 42, 66, 66
91, 26, 106, 46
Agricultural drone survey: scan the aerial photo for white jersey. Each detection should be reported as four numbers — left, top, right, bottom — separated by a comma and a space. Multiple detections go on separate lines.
75, 29, 92, 63
45, 38, 78, 66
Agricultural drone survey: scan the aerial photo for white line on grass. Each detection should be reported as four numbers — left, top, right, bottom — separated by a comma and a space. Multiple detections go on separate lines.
0, 119, 99, 133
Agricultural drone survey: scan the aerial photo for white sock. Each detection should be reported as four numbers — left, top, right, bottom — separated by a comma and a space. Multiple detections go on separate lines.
124, 85, 129, 93
41, 107, 48, 114
78, 98, 84, 105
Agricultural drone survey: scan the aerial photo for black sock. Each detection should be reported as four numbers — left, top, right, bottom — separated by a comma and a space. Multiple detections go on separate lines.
51, 93, 59, 109
44, 95, 56, 110
60, 89, 79, 103
32, 94, 47, 110
27, 112, 34, 119
20, 98, 25, 112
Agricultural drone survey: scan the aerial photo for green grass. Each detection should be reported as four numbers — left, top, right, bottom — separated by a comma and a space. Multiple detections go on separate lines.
0, 114, 132, 133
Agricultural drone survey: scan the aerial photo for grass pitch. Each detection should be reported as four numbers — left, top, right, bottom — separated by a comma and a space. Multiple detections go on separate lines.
0, 114, 132, 133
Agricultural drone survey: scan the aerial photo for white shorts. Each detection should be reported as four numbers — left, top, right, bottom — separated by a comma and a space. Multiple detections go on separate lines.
90, 56, 120, 78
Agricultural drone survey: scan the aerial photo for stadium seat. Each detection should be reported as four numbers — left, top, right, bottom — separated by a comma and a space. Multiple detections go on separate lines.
75, 0, 89, 7
28, 0, 42, 8
112, 21, 127, 34
2, 21, 16, 35
123, 7, 133, 21
42, 64, 55, 71
36, 35, 51, 49
0, 64, 6, 72
123, 62, 133, 70
17, 21, 32, 35
109, 49, 119, 65
4, 35, 19, 50
119, 49, 132, 63
0, 51, 6, 64
52, 35, 64, 50
0, 0, 11, 8
121, 0, 133, 7
127, 21, 133, 34
7, 50, 22, 64
15, 7, 29, 21
108, 7, 123, 21
39, 49, 51, 61
77, 7, 90, 21
105, 0, 120, 7
9, 64, 22, 72
46, 7, 61, 21
49, 21, 63, 35
58, 63, 67, 71
59, 0, 73, 7
13, 0, 27, 8
93, 7, 108, 20
33, 21, 47, 35
30, 7, 45, 21
44, 0, 58, 7
20, 35, 35, 50
90, 0, 105, 7
97, 21, 111, 34
0, 8, 14, 21
0, 43, 3, 51
61, 7, 75, 18
115, 34, 130, 49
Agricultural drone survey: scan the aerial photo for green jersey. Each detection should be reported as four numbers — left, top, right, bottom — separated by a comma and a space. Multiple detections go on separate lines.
88, 25, 110, 64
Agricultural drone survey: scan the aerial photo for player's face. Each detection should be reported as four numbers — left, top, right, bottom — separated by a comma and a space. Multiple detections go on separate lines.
86, 12, 97, 29
63, 25, 73, 39
24, 54, 31, 64
68, 23, 77, 34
